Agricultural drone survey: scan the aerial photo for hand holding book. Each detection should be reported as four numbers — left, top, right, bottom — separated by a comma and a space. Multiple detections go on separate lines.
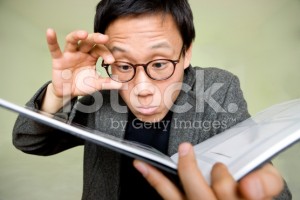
134, 142, 284, 200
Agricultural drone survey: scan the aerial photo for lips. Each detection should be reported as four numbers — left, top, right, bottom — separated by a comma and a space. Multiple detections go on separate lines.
136, 106, 159, 115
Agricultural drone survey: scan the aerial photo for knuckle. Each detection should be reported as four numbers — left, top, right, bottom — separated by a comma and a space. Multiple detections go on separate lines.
65, 34, 73, 43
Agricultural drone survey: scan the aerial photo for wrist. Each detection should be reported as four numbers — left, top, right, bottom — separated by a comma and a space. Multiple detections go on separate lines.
40, 83, 66, 113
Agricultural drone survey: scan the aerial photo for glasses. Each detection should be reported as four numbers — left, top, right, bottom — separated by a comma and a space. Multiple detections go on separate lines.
102, 46, 184, 83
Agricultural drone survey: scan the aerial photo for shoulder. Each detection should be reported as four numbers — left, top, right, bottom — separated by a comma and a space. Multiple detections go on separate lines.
191, 66, 238, 86
183, 66, 249, 119
184, 66, 241, 96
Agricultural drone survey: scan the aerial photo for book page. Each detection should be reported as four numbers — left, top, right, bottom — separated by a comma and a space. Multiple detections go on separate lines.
171, 99, 300, 184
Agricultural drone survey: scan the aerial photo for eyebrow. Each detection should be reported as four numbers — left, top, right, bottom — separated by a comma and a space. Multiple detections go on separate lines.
110, 46, 127, 53
150, 42, 172, 50
109, 42, 172, 53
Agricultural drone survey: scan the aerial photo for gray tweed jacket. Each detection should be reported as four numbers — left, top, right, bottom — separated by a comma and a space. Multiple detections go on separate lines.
13, 66, 291, 199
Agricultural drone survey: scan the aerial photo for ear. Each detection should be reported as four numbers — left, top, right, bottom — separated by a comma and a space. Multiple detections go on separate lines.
183, 44, 193, 69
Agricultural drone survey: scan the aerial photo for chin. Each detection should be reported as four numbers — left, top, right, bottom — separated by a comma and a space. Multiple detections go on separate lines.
135, 112, 167, 123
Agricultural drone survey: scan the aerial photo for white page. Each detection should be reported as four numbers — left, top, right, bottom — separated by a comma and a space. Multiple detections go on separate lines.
171, 99, 300, 184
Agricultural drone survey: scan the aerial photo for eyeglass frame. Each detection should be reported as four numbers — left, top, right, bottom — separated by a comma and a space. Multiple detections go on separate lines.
101, 45, 185, 83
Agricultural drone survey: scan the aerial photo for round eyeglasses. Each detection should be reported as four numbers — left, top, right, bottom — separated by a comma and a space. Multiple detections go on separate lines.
102, 46, 184, 83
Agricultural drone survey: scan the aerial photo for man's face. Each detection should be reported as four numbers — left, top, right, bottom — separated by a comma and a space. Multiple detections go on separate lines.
105, 14, 192, 122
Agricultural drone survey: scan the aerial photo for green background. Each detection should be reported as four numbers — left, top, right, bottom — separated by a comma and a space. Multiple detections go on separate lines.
0, 0, 299, 199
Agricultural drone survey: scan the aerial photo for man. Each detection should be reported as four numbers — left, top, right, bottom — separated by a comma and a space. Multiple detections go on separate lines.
13, 0, 291, 199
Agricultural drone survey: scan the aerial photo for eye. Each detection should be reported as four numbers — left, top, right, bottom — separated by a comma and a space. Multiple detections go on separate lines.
151, 61, 168, 69
119, 64, 131, 71
112, 63, 133, 72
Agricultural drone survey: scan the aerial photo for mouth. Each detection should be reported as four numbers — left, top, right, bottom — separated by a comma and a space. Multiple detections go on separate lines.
136, 106, 159, 115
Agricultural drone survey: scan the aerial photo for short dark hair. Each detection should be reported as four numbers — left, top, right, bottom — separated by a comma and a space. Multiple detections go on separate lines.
94, 0, 195, 51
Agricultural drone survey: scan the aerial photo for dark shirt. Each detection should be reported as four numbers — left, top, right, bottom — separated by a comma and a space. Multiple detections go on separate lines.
119, 111, 172, 200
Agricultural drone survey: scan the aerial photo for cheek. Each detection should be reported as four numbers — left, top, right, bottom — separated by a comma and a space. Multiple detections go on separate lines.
162, 68, 185, 104
119, 85, 131, 104
162, 82, 182, 107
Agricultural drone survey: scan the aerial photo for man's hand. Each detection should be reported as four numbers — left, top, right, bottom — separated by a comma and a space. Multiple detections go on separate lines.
133, 143, 284, 200
41, 29, 122, 113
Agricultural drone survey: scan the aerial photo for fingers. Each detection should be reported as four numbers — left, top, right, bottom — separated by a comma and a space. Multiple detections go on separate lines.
238, 163, 284, 200
47, 29, 114, 63
133, 160, 185, 200
77, 33, 114, 63
177, 143, 216, 200
89, 44, 115, 63
64, 30, 89, 52
211, 163, 239, 199
46, 28, 62, 59
64, 31, 114, 63
74, 68, 123, 93
77, 33, 109, 53
46, 29, 89, 58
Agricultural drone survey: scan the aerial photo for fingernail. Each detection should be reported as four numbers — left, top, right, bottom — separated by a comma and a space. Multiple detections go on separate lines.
104, 55, 114, 64
134, 161, 149, 177
179, 143, 190, 157
212, 163, 226, 180
98, 34, 108, 40
78, 30, 86, 36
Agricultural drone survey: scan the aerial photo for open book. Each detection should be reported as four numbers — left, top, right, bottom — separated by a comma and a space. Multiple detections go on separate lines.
1, 98, 300, 184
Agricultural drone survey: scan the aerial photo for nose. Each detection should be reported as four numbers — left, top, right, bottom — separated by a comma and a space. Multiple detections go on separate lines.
132, 66, 155, 96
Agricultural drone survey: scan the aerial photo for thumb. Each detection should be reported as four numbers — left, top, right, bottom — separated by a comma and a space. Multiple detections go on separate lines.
177, 143, 216, 200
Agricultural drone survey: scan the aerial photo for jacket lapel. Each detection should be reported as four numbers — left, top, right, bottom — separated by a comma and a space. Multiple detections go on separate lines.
168, 66, 199, 156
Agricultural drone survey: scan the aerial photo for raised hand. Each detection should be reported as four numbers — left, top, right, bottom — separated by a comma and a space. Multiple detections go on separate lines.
41, 29, 122, 113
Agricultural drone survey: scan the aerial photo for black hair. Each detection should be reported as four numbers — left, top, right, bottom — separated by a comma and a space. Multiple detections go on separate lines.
94, 0, 195, 51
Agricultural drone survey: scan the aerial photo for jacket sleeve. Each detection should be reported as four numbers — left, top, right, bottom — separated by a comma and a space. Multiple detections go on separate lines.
12, 82, 84, 156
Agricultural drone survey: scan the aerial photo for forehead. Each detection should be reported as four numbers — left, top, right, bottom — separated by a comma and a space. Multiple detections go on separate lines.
104, 13, 182, 51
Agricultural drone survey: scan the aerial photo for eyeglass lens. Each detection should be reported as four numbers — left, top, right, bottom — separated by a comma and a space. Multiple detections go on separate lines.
106, 59, 176, 82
